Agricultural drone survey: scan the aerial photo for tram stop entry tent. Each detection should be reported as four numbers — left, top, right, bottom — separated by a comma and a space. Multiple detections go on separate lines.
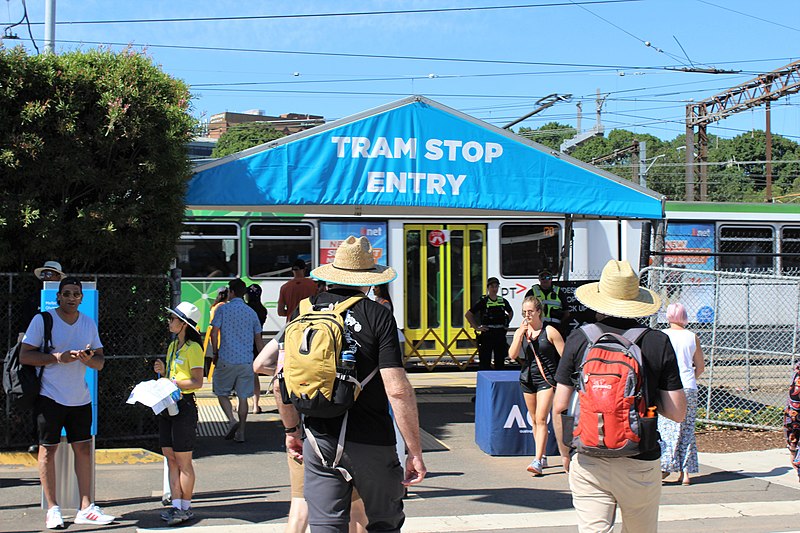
188, 95, 665, 221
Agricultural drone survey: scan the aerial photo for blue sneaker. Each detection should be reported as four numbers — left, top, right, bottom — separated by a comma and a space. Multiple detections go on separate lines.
526, 459, 543, 476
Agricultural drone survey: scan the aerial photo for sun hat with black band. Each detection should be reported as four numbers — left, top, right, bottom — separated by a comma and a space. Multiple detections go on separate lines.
574, 260, 662, 319
310, 235, 397, 287
35, 260, 65, 280
165, 302, 201, 330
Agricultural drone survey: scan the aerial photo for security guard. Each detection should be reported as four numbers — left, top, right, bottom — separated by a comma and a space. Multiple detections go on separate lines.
525, 269, 569, 331
465, 277, 513, 370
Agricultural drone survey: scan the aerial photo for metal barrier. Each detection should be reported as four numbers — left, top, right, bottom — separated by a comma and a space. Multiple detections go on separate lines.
1, 273, 173, 449
642, 266, 799, 430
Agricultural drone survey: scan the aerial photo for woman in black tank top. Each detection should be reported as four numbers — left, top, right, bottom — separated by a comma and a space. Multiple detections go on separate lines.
509, 295, 565, 476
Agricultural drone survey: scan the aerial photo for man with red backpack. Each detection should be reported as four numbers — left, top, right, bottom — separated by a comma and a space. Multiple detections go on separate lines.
553, 260, 686, 533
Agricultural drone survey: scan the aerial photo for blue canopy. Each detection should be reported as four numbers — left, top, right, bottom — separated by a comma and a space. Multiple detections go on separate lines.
189, 96, 664, 219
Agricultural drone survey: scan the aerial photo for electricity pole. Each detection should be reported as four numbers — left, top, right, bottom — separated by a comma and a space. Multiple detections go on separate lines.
44, 0, 56, 54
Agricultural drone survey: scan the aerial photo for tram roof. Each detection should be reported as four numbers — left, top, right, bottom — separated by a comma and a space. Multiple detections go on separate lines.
189, 96, 665, 220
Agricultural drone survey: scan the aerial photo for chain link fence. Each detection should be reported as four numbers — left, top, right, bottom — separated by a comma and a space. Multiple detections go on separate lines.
1, 273, 174, 450
641, 266, 799, 430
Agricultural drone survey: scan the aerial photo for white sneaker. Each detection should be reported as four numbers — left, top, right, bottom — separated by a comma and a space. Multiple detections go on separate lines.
74, 503, 115, 525
45, 506, 64, 529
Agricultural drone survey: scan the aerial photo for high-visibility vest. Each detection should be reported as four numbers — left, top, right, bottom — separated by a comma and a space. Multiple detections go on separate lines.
530, 285, 563, 323
481, 295, 508, 328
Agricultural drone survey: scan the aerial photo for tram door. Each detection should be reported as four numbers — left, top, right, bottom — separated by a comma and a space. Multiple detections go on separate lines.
403, 225, 486, 368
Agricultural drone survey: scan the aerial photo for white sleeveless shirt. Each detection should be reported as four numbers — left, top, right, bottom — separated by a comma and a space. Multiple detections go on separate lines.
663, 328, 698, 389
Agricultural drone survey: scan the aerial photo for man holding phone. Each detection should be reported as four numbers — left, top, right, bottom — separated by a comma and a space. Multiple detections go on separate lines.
20, 277, 114, 529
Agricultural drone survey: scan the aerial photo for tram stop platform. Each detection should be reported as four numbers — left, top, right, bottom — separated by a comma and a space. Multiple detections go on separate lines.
2, 371, 800, 533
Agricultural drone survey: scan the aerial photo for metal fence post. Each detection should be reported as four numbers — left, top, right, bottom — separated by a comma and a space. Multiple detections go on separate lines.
169, 267, 182, 308
706, 271, 720, 421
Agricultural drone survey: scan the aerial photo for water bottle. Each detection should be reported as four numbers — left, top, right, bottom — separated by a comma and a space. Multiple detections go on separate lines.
278, 342, 285, 367
340, 350, 356, 376
167, 388, 181, 416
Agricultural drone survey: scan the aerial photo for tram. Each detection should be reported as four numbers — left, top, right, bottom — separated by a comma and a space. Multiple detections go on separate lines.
175, 201, 800, 367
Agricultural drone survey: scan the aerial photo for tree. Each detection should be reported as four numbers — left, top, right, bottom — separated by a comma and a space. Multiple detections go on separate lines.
517, 122, 575, 151
211, 122, 286, 158
0, 46, 195, 274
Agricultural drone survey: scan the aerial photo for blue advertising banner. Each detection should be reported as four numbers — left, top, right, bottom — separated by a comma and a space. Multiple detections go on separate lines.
661, 222, 716, 324
189, 97, 664, 220
319, 221, 388, 266
42, 286, 100, 436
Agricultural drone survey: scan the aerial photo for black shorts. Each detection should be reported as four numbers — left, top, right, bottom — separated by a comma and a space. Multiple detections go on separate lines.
158, 394, 198, 453
520, 373, 555, 394
36, 396, 92, 446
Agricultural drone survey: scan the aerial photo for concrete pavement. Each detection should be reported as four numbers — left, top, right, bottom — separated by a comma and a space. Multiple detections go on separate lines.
2, 372, 800, 533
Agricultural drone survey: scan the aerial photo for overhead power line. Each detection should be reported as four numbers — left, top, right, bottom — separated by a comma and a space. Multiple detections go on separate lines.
3, 0, 643, 25
52, 38, 699, 70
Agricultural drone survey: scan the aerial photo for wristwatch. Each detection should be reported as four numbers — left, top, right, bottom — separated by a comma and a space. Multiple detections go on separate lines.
283, 425, 299, 434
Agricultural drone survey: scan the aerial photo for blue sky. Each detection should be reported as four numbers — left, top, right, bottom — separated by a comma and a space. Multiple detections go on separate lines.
3, 0, 800, 143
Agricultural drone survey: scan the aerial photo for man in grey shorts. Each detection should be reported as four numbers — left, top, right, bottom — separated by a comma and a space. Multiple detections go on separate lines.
281, 236, 427, 532
210, 278, 264, 443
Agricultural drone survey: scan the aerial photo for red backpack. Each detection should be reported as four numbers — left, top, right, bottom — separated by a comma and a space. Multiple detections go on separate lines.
571, 324, 651, 457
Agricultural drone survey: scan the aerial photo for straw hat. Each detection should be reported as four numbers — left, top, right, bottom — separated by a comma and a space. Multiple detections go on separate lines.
34, 260, 65, 280
575, 260, 661, 318
165, 302, 201, 330
311, 235, 397, 287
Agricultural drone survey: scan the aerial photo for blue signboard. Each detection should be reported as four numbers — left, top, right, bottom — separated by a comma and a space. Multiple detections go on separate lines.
662, 222, 716, 324
319, 221, 388, 266
188, 97, 664, 220
42, 285, 100, 436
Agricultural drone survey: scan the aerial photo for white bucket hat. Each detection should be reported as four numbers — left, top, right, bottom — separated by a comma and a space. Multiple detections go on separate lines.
34, 260, 65, 280
165, 302, 201, 330
310, 235, 396, 287
575, 260, 662, 318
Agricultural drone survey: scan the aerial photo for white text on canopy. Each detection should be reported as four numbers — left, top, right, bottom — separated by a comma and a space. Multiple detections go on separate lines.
331, 136, 504, 197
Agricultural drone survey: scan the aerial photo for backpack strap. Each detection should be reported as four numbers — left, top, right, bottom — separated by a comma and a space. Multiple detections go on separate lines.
622, 327, 648, 345
580, 323, 604, 345
40, 311, 53, 354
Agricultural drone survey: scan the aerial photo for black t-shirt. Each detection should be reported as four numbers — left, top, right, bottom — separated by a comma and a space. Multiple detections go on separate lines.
469, 295, 512, 327
298, 288, 403, 446
554, 317, 683, 460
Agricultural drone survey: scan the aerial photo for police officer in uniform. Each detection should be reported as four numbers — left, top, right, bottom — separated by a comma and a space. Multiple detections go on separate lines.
466, 277, 513, 370
525, 269, 569, 333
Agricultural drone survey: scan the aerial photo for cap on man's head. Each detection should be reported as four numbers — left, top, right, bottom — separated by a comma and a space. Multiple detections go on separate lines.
292, 259, 307, 271
58, 276, 82, 292
538, 269, 553, 279
487, 277, 500, 286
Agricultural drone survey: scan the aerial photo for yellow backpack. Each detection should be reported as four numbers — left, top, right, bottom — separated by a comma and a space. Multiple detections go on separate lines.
278, 295, 377, 418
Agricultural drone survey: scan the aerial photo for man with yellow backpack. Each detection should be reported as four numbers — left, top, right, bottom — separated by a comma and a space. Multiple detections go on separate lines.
278, 236, 426, 533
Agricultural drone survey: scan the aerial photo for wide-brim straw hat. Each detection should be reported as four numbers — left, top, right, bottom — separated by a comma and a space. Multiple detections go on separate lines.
165, 302, 201, 330
311, 235, 397, 287
575, 260, 662, 318
34, 260, 65, 279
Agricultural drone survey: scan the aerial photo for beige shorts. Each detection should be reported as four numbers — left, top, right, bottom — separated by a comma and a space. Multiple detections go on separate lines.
287, 453, 361, 501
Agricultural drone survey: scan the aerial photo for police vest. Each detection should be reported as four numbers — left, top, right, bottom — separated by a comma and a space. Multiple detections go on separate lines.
481, 296, 508, 328
529, 285, 563, 323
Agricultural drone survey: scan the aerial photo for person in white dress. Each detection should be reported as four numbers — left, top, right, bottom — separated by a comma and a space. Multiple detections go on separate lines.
659, 302, 706, 485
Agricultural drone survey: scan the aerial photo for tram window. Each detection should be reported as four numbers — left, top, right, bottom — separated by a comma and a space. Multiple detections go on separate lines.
500, 224, 560, 277
718, 226, 774, 272
177, 223, 239, 278
781, 227, 800, 275
248, 223, 314, 278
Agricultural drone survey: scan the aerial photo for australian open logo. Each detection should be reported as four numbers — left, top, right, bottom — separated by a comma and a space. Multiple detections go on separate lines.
503, 404, 551, 434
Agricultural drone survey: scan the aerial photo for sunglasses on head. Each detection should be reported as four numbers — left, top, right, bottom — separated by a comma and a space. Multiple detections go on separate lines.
540, 275, 552, 280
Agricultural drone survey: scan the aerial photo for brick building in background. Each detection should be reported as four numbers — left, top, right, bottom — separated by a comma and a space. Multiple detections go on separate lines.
206, 109, 325, 138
